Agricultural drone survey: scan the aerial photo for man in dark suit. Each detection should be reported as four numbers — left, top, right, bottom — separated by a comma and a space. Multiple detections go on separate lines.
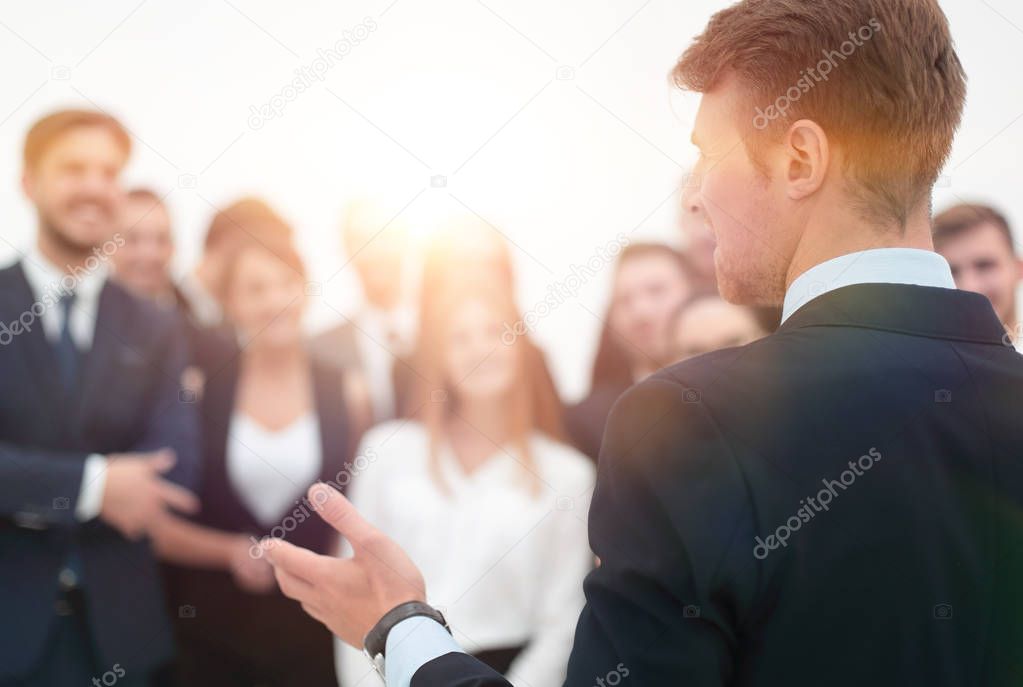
264, 0, 1023, 685
0, 110, 199, 685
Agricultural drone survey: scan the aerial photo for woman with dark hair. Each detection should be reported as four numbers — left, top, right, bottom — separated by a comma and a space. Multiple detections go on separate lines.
565, 243, 693, 461
153, 226, 350, 686
336, 276, 594, 687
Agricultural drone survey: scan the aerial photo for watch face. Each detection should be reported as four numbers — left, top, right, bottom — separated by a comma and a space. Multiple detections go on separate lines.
364, 647, 386, 679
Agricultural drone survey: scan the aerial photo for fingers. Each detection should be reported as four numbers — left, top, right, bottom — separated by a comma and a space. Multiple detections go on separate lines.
156, 481, 200, 514
307, 483, 377, 547
148, 449, 177, 473
262, 538, 323, 584
274, 564, 314, 601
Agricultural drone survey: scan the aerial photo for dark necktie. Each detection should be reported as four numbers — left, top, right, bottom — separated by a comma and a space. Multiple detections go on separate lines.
56, 291, 85, 587
55, 292, 80, 397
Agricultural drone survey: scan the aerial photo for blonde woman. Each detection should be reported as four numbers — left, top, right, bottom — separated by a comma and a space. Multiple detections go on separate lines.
336, 278, 594, 687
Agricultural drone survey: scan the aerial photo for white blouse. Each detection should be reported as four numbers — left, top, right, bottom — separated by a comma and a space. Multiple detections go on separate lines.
336, 420, 595, 687
225, 412, 322, 527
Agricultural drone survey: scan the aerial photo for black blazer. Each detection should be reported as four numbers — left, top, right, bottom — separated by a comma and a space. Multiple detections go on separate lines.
412, 283, 1023, 686
0, 261, 199, 680
165, 356, 351, 655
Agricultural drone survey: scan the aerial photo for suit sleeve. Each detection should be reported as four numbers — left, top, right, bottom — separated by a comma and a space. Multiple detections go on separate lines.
563, 378, 756, 685
129, 310, 200, 490
411, 651, 511, 687
0, 442, 91, 527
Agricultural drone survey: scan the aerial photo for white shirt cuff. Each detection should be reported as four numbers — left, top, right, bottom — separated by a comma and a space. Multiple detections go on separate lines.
75, 454, 108, 521
385, 616, 466, 687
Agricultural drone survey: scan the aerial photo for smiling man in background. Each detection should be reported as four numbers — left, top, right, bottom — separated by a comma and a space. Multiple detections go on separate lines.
933, 203, 1023, 350
0, 110, 199, 686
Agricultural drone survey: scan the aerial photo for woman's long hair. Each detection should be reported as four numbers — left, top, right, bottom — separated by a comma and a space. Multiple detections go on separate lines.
409, 277, 564, 497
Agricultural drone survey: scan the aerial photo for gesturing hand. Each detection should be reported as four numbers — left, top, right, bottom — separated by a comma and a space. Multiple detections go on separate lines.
263, 483, 426, 648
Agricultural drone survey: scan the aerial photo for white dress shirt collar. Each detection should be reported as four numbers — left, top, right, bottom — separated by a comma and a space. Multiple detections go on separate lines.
21, 242, 109, 348
781, 248, 955, 324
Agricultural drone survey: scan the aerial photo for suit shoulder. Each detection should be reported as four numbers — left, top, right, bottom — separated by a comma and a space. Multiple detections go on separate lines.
107, 281, 184, 330
0, 260, 22, 280
648, 335, 777, 392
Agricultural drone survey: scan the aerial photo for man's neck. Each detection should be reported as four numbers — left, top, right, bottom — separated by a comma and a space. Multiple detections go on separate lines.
784, 205, 935, 291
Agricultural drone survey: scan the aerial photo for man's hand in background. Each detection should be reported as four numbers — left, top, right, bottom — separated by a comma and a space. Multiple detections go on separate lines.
264, 483, 426, 648
100, 449, 199, 540
230, 536, 277, 594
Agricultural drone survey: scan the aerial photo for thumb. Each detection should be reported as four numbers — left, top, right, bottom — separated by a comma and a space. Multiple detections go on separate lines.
308, 483, 376, 548
148, 449, 177, 473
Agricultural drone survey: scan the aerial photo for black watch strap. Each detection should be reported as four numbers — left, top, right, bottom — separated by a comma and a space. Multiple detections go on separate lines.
363, 601, 450, 660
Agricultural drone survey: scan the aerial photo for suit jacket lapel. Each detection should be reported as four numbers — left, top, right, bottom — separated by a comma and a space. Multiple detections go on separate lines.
0, 263, 66, 416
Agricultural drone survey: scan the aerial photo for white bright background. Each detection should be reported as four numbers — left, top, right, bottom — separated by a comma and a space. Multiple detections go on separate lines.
0, 0, 1021, 400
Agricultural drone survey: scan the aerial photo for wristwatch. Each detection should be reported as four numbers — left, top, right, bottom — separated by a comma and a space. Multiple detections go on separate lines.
363, 601, 450, 679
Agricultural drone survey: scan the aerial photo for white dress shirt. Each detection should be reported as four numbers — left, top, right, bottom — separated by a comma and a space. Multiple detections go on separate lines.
226, 412, 322, 526
353, 304, 416, 422
337, 420, 594, 687
20, 245, 110, 522
378, 246, 958, 687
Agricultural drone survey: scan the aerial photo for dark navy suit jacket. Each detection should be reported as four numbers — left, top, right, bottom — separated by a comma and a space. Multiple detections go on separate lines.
411, 283, 1023, 686
0, 261, 199, 679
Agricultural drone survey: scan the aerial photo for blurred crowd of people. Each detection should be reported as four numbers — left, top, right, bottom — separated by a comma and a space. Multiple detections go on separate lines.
2, 108, 1020, 687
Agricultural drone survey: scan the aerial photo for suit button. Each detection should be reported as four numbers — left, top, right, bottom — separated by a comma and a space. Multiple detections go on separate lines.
58, 567, 78, 590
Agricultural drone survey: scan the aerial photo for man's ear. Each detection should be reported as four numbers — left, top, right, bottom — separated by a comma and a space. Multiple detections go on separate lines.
21, 170, 34, 201
784, 119, 829, 201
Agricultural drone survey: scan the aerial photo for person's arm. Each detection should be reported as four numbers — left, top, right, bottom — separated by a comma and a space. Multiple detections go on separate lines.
129, 311, 200, 490
151, 514, 277, 593
0, 442, 92, 527
150, 514, 243, 569
0, 444, 196, 540
562, 378, 754, 685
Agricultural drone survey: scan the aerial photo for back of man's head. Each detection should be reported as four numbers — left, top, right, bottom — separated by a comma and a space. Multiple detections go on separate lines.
674, 0, 966, 227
